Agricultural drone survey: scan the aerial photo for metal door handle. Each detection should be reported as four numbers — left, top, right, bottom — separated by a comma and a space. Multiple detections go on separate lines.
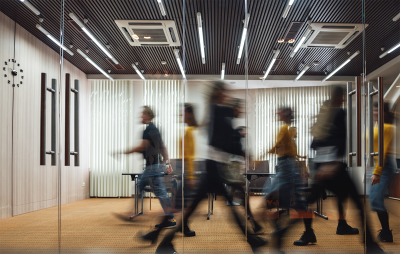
368, 77, 384, 167
65, 73, 80, 166
40, 73, 57, 166
347, 76, 361, 167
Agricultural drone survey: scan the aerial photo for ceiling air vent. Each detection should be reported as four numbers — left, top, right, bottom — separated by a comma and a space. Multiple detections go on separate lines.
115, 20, 180, 47
301, 23, 368, 49
284, 22, 303, 42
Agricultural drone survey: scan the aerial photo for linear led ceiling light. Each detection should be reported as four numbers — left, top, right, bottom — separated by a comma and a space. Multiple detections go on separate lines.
237, 13, 250, 64
282, 0, 295, 19
290, 24, 312, 58
19, 0, 40, 15
197, 12, 206, 64
157, 0, 167, 16
174, 49, 186, 79
262, 49, 280, 82
69, 13, 118, 64
294, 64, 310, 82
379, 42, 400, 58
36, 24, 74, 56
393, 12, 400, 21
221, 63, 225, 80
132, 64, 146, 81
322, 51, 360, 83
77, 49, 114, 81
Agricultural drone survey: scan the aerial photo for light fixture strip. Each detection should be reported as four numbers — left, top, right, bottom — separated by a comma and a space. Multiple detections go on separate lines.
69, 13, 118, 64
290, 25, 312, 58
20, 0, 40, 16
282, 0, 295, 18
236, 13, 250, 64
132, 64, 146, 81
36, 24, 74, 56
77, 49, 114, 81
379, 42, 400, 58
174, 49, 186, 79
157, 0, 167, 16
221, 63, 225, 80
197, 13, 206, 64
393, 12, 400, 22
294, 64, 310, 82
262, 49, 280, 82
322, 51, 360, 82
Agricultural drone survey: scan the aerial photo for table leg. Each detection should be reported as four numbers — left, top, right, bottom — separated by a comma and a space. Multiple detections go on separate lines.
313, 196, 328, 220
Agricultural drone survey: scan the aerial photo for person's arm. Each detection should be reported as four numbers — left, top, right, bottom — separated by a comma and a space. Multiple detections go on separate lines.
122, 140, 150, 155
160, 141, 174, 174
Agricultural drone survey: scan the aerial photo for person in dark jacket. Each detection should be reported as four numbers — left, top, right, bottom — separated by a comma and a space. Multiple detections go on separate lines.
305, 86, 384, 253
155, 82, 267, 254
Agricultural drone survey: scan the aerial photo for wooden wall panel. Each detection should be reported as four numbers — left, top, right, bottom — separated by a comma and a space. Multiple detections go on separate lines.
0, 11, 15, 220
0, 11, 90, 219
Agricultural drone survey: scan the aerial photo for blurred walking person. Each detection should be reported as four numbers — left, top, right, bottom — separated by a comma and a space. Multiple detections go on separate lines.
113, 106, 176, 242
370, 102, 396, 242
308, 86, 384, 253
155, 82, 267, 254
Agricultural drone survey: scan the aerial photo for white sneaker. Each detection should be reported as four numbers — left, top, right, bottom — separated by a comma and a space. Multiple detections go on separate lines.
227, 201, 240, 206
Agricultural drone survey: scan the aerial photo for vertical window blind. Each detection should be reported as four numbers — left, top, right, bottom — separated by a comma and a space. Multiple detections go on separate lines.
90, 80, 183, 197
90, 80, 134, 197
254, 86, 331, 172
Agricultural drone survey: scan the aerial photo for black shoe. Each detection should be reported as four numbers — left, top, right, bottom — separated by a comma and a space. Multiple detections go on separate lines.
366, 242, 386, 254
177, 225, 196, 237
155, 242, 178, 254
293, 230, 317, 246
378, 229, 393, 242
336, 224, 359, 235
155, 219, 177, 229
141, 230, 159, 245
247, 234, 268, 253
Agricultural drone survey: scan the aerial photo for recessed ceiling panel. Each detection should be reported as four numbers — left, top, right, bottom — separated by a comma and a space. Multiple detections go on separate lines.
302, 23, 368, 49
115, 20, 181, 47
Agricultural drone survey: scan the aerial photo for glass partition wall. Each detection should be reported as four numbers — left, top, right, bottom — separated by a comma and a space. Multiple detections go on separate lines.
0, 0, 64, 253
364, 1, 400, 253
3, 0, 400, 254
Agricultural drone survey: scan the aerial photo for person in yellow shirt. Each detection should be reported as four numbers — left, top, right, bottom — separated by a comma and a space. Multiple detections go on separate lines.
261, 107, 313, 251
370, 102, 396, 242
180, 103, 197, 185
175, 103, 198, 237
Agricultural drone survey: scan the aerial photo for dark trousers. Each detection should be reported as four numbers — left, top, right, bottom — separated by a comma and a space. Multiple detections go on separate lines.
311, 162, 375, 244
159, 159, 252, 244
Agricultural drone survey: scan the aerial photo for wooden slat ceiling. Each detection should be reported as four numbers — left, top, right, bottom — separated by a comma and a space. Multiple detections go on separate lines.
1, 0, 399, 77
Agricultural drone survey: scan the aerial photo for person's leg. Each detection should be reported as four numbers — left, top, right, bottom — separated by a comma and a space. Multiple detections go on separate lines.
216, 162, 267, 252
156, 164, 211, 252
370, 165, 394, 242
336, 193, 359, 235
151, 174, 174, 219
336, 168, 376, 246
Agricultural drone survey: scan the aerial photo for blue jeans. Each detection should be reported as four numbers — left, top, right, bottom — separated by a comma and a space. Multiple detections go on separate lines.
139, 164, 174, 218
263, 156, 307, 210
370, 156, 395, 212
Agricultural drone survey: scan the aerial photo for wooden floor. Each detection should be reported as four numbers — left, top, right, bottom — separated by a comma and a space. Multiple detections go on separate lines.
0, 196, 400, 254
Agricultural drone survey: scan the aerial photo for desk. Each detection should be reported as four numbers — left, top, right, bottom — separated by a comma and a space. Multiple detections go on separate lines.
242, 172, 275, 182
122, 173, 144, 217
